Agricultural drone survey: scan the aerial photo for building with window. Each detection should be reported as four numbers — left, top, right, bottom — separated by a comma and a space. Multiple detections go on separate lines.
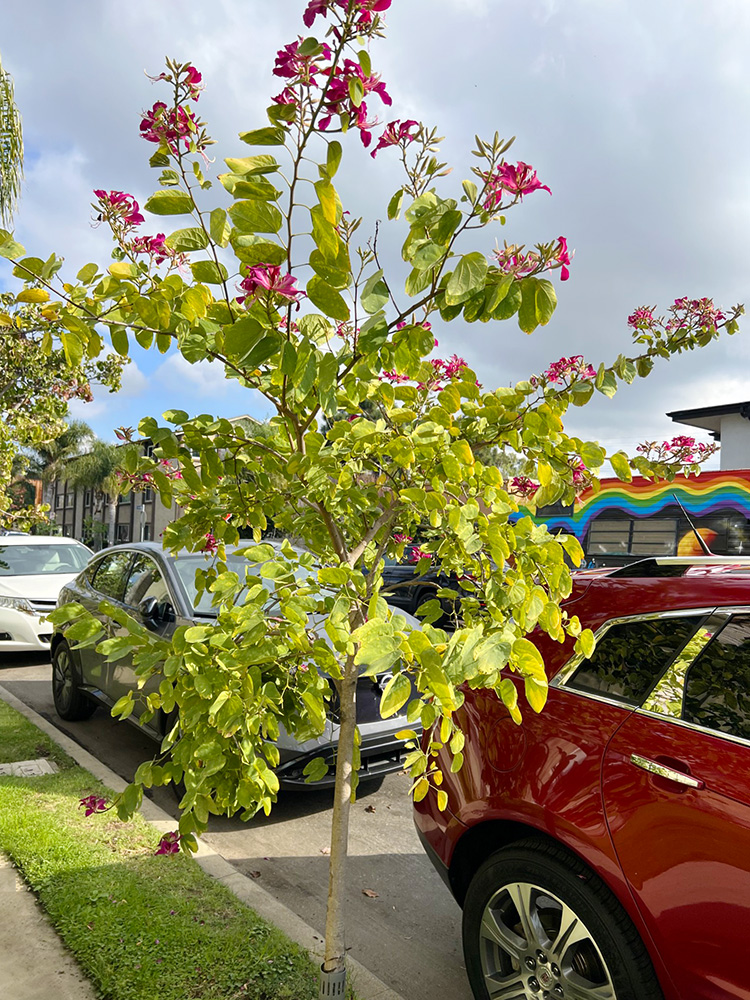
529, 401, 750, 567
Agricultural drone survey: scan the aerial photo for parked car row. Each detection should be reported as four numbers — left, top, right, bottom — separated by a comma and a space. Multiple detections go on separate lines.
50, 541, 417, 789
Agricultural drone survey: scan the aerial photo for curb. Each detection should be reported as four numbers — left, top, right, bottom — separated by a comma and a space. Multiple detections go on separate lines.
0, 683, 406, 1000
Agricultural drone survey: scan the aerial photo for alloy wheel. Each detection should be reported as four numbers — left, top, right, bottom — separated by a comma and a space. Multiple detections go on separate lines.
478, 880, 616, 999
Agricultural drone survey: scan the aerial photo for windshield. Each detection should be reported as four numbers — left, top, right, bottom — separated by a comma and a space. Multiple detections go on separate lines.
172, 550, 315, 615
0, 542, 91, 576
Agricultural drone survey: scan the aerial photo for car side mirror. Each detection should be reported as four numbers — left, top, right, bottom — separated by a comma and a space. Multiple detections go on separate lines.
138, 597, 175, 627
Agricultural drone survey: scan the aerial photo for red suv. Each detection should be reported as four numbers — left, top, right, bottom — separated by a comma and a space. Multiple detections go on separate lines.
415, 558, 750, 1000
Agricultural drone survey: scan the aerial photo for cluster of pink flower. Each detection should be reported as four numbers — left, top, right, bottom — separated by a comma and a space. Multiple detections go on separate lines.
60, 381, 94, 403
509, 476, 540, 500
303, 0, 392, 32
381, 353, 468, 391
131, 233, 187, 269
393, 533, 412, 544
319, 59, 391, 148
155, 831, 182, 855
532, 355, 596, 387
115, 460, 182, 493
370, 119, 420, 158
494, 237, 572, 282
482, 161, 551, 211
140, 102, 204, 154
637, 436, 718, 465
94, 190, 144, 230
273, 39, 332, 85
408, 545, 432, 563
148, 63, 204, 101
569, 459, 588, 485
237, 264, 304, 305
79, 794, 108, 817
626, 306, 655, 330
668, 297, 725, 332
202, 531, 219, 555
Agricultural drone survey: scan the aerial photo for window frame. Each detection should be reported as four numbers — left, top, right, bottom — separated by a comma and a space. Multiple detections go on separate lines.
122, 552, 174, 610
89, 550, 134, 603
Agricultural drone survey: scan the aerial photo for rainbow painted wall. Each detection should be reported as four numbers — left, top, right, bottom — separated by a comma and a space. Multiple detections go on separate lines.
528, 470, 750, 542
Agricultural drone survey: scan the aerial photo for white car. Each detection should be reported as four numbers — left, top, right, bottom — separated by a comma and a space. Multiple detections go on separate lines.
0, 536, 92, 653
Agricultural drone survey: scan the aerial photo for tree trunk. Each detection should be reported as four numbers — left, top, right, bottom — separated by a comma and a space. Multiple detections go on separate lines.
106, 498, 117, 547
322, 660, 358, 981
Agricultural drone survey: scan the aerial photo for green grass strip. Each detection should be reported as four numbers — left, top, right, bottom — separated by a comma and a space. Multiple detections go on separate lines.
0, 700, 321, 1000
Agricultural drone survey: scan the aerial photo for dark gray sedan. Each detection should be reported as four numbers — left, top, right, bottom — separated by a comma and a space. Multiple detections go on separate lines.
51, 541, 416, 788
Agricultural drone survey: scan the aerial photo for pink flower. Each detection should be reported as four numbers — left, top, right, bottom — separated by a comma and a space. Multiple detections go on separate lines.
570, 460, 588, 484
510, 476, 540, 500
536, 356, 596, 386
371, 119, 420, 158
202, 532, 218, 555
274, 39, 332, 80
183, 65, 203, 100
131, 232, 187, 268
381, 370, 411, 384
79, 795, 108, 817
318, 59, 391, 147
303, 0, 391, 29
409, 545, 432, 563
237, 264, 305, 304
627, 306, 655, 330
483, 161, 551, 210
396, 319, 431, 331
155, 831, 181, 855
93, 190, 144, 228
555, 236, 572, 281
272, 87, 299, 107
140, 102, 204, 154
393, 534, 412, 544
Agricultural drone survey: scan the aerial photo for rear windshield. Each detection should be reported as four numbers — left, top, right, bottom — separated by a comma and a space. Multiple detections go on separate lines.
0, 543, 91, 576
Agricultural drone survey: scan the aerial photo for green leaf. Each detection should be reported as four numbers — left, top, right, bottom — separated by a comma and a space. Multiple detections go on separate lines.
303, 756, 330, 784
361, 269, 389, 314
60, 331, 84, 367
315, 179, 339, 225
76, 262, 99, 283
577, 629, 596, 658
411, 242, 447, 271
524, 675, 548, 713
609, 451, 632, 482
580, 441, 605, 469
229, 200, 283, 234
307, 276, 350, 321
512, 637, 546, 679
491, 281, 521, 319
388, 189, 404, 220
357, 313, 388, 354
462, 180, 478, 204
239, 126, 287, 146
445, 252, 488, 305
231, 236, 286, 267
327, 140, 342, 178
190, 260, 228, 284
348, 75, 365, 107
224, 155, 279, 176
144, 189, 194, 215
242, 334, 283, 371
310, 205, 340, 262
165, 227, 209, 252
209, 208, 231, 246
519, 278, 557, 334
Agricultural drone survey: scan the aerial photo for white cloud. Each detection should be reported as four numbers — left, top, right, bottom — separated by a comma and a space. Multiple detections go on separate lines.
154, 354, 233, 397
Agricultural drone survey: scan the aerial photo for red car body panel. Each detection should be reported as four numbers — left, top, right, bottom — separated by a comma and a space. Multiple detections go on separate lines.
414, 569, 750, 1000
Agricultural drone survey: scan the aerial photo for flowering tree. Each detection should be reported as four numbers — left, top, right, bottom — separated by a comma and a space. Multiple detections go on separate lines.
13, 0, 742, 990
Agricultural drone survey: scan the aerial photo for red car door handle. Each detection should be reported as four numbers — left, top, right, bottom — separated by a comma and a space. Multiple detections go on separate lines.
630, 753, 705, 789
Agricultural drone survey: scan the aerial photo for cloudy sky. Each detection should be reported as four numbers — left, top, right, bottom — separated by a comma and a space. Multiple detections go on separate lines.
2, 0, 750, 469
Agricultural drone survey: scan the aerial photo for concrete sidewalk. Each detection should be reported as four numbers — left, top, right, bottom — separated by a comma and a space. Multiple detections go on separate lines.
0, 854, 96, 1000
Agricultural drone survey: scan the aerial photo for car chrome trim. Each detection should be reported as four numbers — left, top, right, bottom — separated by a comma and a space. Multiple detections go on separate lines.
630, 753, 704, 788
635, 707, 750, 752
552, 607, 720, 688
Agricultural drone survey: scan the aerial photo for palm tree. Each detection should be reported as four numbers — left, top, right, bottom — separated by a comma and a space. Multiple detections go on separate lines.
0, 53, 23, 228
66, 440, 136, 548
26, 420, 95, 509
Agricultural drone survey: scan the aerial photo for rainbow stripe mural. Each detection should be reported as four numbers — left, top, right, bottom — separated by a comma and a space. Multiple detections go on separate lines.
528, 470, 750, 543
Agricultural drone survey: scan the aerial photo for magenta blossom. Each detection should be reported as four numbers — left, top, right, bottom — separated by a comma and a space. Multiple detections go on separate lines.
393, 534, 412, 544
510, 476, 540, 500
237, 264, 305, 304
303, 0, 392, 29
318, 59, 391, 147
409, 546, 432, 563
396, 319, 432, 332
555, 237, 572, 281
627, 306, 655, 330
79, 795, 108, 817
93, 190, 144, 228
274, 39, 332, 81
155, 831, 182, 856
131, 232, 186, 268
570, 460, 588, 485
534, 356, 596, 386
483, 161, 551, 210
140, 102, 204, 153
371, 119, 420, 158
668, 297, 725, 332
202, 532, 218, 555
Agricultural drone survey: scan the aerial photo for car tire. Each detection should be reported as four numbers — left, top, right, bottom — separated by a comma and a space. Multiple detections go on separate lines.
462, 838, 664, 1000
52, 641, 96, 721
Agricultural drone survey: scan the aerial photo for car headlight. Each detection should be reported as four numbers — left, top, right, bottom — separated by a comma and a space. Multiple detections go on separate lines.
0, 595, 36, 615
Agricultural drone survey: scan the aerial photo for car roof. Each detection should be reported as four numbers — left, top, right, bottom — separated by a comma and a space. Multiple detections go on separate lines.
0, 535, 90, 547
